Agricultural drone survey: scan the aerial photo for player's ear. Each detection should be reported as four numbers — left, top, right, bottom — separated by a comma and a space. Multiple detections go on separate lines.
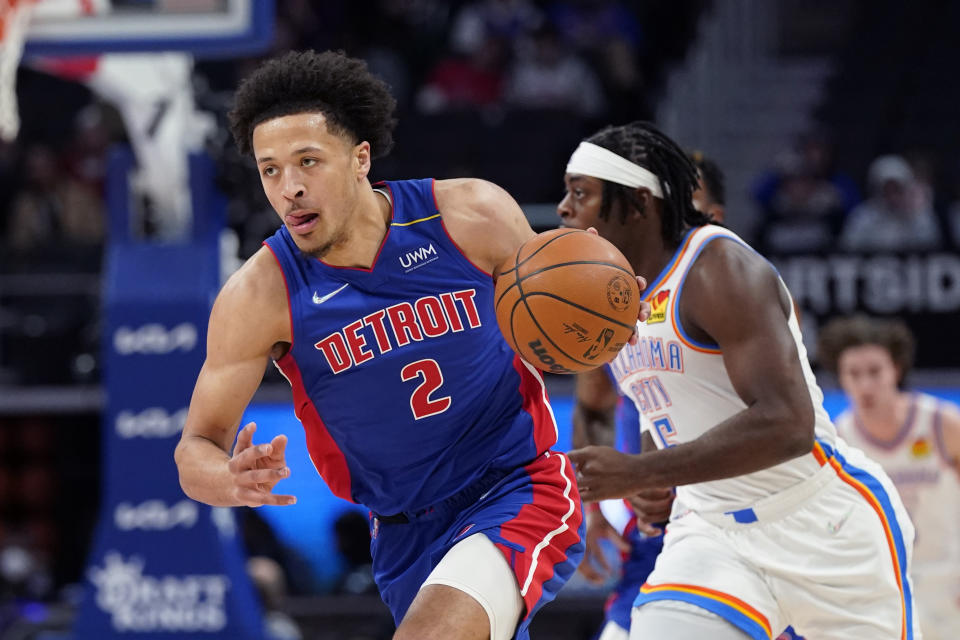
354, 141, 371, 180
632, 187, 654, 218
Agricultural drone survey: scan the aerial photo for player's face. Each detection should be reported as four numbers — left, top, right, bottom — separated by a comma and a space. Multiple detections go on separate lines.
558, 173, 613, 233
837, 344, 900, 411
253, 112, 370, 259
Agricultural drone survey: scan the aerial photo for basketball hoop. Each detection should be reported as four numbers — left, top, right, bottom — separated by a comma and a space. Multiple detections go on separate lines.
0, 0, 33, 141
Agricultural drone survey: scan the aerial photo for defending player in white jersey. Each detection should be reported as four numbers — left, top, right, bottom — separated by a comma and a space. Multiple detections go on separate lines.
561, 121, 920, 640
819, 315, 960, 639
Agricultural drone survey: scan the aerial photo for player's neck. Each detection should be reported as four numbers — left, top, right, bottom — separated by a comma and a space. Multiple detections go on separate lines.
856, 391, 912, 439
321, 183, 391, 268
623, 220, 677, 289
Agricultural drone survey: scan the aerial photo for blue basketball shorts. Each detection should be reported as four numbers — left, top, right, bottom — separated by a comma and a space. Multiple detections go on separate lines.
369, 450, 585, 639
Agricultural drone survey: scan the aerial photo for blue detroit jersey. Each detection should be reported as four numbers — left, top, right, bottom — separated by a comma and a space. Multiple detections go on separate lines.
264, 179, 557, 515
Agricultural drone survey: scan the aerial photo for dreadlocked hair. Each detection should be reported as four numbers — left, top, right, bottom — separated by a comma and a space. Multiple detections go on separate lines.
586, 121, 711, 245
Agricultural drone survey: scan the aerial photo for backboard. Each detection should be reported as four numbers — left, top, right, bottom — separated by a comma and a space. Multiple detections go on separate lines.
23, 0, 274, 58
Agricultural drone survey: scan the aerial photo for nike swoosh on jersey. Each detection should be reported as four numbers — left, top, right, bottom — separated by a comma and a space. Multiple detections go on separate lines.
312, 282, 350, 305
827, 506, 855, 534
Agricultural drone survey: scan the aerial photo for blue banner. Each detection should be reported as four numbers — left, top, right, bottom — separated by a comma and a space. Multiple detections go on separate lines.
74, 151, 265, 638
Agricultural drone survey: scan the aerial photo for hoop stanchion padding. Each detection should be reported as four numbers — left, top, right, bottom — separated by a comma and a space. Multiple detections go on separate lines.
74, 149, 265, 638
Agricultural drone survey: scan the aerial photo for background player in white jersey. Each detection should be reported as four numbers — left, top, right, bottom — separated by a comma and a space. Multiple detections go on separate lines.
819, 314, 960, 639
560, 121, 920, 640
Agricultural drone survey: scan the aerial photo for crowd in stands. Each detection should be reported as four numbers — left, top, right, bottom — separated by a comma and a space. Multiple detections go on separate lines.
753, 130, 960, 255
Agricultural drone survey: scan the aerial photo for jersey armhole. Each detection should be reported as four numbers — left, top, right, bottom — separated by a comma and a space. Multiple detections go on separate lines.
262, 241, 296, 354
670, 235, 729, 353
433, 178, 494, 278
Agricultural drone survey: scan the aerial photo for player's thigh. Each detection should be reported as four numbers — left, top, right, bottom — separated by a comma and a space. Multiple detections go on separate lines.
631, 601, 752, 640
772, 457, 917, 638
635, 518, 783, 638
397, 533, 523, 640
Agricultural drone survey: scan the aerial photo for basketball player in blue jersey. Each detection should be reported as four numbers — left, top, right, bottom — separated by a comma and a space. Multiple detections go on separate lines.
559, 121, 921, 639
576, 151, 727, 640
819, 315, 960, 639
173, 50, 595, 640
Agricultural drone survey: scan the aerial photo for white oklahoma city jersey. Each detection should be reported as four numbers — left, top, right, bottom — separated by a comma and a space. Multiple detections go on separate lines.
836, 392, 960, 570
608, 224, 838, 513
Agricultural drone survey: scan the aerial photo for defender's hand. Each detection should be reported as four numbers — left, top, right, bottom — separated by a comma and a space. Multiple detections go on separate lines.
568, 446, 642, 502
626, 488, 674, 537
228, 422, 297, 507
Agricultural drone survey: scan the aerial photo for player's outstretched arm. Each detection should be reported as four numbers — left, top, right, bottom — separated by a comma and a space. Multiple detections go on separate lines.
174, 248, 296, 507
571, 240, 815, 500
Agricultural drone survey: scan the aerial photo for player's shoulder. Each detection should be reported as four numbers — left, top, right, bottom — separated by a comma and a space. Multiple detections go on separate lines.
934, 394, 960, 425
433, 178, 518, 224
687, 225, 777, 291
214, 247, 289, 325
433, 178, 533, 275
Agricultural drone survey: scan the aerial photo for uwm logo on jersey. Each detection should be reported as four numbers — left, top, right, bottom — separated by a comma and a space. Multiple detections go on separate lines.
399, 243, 439, 271
314, 288, 482, 374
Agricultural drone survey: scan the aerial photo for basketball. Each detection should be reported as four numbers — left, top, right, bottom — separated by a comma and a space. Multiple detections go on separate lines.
495, 229, 641, 374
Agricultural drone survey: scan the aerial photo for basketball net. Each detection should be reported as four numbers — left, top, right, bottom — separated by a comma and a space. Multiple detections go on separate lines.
0, 0, 33, 141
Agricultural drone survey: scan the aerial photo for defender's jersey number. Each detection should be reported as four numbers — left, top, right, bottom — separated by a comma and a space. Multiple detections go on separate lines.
652, 415, 678, 448
400, 359, 452, 420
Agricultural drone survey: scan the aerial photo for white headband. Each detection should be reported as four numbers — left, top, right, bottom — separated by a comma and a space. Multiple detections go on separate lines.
565, 141, 664, 198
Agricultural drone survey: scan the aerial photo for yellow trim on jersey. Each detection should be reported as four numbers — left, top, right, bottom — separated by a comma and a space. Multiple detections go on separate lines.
391, 213, 441, 227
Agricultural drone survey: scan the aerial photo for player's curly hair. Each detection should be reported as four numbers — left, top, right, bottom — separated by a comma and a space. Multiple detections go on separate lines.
228, 50, 397, 158
586, 121, 711, 245
817, 314, 915, 385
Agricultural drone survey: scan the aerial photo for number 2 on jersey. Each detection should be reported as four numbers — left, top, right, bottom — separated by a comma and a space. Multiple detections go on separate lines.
401, 359, 452, 420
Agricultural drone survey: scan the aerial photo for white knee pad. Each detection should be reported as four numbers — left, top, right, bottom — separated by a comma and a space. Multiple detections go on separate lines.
422, 533, 524, 640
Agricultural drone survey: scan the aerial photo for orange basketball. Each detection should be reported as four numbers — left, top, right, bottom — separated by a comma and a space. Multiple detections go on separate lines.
495, 228, 640, 374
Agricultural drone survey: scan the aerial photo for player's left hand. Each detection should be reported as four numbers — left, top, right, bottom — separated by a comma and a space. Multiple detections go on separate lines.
568, 445, 641, 502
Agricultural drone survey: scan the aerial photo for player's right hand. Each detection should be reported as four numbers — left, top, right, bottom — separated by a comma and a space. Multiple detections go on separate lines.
228, 422, 297, 507
578, 508, 631, 584
626, 488, 674, 536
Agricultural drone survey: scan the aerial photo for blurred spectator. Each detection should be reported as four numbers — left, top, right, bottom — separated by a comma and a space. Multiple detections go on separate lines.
505, 24, 605, 117
449, 0, 542, 56
332, 511, 375, 596
416, 36, 509, 113
247, 556, 303, 640
240, 507, 316, 596
839, 154, 942, 251
546, 0, 646, 121
753, 132, 860, 253
689, 150, 726, 223
547, 0, 642, 53
6, 144, 104, 251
